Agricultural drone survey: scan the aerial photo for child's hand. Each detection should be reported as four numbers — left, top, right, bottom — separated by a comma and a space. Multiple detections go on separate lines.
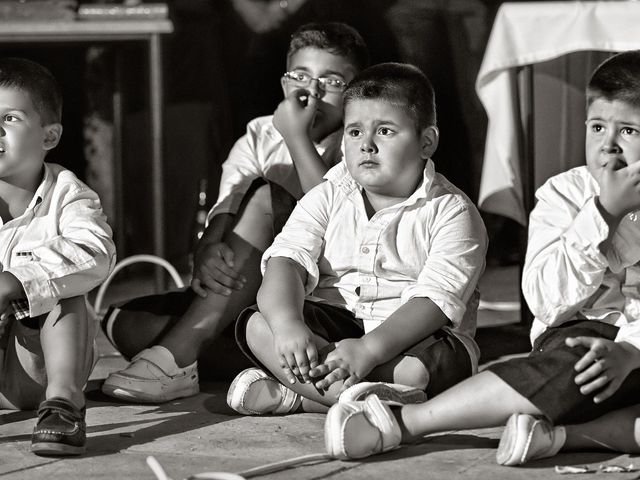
567, 336, 640, 403
191, 241, 246, 297
598, 159, 640, 218
310, 338, 377, 391
273, 88, 318, 141
271, 321, 319, 384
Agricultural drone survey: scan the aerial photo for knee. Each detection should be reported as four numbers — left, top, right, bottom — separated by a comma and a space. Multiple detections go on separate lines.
52, 296, 87, 321
245, 312, 271, 355
393, 357, 430, 390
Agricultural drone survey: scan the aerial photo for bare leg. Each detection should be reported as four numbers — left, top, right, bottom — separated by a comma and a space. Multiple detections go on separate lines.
563, 404, 640, 453
111, 184, 275, 368
398, 371, 543, 440
40, 296, 93, 409
160, 232, 266, 367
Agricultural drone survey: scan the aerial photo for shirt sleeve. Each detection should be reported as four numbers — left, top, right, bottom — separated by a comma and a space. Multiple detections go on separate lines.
401, 197, 488, 326
522, 178, 610, 327
615, 322, 640, 354
7, 184, 116, 317
261, 183, 332, 293
207, 119, 268, 223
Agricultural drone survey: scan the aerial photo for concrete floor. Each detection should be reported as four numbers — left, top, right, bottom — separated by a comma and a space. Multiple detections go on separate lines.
1, 266, 638, 479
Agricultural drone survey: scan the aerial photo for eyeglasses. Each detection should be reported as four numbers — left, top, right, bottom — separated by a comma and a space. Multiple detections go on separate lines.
283, 70, 348, 93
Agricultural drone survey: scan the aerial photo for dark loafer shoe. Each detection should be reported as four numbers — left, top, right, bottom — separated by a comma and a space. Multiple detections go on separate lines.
31, 397, 86, 456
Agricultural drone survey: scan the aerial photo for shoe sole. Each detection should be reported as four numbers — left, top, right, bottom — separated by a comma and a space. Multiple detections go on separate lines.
341, 382, 427, 406
496, 413, 524, 466
101, 383, 199, 403
31, 442, 85, 456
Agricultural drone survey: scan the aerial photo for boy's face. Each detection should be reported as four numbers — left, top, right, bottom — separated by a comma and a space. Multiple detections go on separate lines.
0, 87, 61, 187
343, 99, 438, 198
282, 47, 357, 139
585, 98, 640, 184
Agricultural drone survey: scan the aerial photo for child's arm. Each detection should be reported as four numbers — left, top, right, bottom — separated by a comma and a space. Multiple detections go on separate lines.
6, 183, 115, 317
524, 162, 640, 326
273, 90, 335, 193
211, 118, 271, 223
257, 256, 319, 384
255, 183, 332, 383
312, 298, 448, 390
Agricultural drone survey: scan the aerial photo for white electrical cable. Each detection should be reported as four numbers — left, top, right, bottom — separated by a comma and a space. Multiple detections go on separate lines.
147, 453, 333, 480
93, 254, 185, 317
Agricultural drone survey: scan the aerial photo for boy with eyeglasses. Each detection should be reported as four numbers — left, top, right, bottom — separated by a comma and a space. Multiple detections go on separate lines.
101, 22, 369, 403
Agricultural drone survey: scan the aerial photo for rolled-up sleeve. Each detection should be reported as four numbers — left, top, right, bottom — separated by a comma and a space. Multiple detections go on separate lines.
8, 184, 115, 317
207, 120, 266, 222
401, 197, 487, 326
261, 184, 332, 294
522, 179, 610, 327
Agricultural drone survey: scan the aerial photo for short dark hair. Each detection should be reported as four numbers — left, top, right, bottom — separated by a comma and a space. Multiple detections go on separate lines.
343, 62, 436, 132
587, 50, 640, 108
287, 22, 369, 72
0, 57, 62, 124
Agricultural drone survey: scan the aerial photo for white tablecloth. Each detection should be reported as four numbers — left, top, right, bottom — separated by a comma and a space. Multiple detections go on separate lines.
476, 1, 640, 225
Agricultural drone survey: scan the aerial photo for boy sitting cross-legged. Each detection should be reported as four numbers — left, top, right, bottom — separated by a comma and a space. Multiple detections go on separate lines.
100, 22, 369, 403
0, 57, 115, 456
324, 50, 640, 464
226, 62, 488, 416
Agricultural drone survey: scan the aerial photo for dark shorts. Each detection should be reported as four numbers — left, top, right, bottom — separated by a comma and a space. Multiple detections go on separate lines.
235, 300, 473, 397
487, 320, 640, 424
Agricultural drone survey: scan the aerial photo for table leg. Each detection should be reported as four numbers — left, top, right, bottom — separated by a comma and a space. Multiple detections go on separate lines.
149, 33, 165, 288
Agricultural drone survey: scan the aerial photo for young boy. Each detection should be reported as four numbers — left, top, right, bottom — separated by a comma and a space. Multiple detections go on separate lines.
323, 50, 640, 464
226, 62, 487, 416
0, 58, 115, 456
101, 22, 369, 402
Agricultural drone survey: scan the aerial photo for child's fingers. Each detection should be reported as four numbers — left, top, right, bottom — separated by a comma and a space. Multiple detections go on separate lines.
593, 377, 621, 403
190, 278, 208, 298
578, 373, 609, 396
575, 358, 606, 385
309, 363, 331, 378
341, 375, 360, 391
218, 244, 235, 268
566, 336, 604, 372
279, 353, 298, 385
294, 350, 312, 383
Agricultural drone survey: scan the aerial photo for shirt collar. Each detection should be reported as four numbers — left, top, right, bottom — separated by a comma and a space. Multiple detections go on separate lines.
27, 163, 51, 210
325, 158, 436, 206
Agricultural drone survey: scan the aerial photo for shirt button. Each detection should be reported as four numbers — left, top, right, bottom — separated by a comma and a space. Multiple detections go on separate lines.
361, 246, 370, 254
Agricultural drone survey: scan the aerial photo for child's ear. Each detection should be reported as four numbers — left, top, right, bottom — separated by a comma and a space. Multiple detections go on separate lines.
420, 125, 439, 159
280, 75, 288, 97
43, 123, 63, 151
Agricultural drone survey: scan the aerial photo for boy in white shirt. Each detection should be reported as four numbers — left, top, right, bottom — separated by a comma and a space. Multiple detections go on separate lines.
323, 50, 640, 465
226, 62, 487, 415
0, 58, 115, 456
101, 22, 369, 403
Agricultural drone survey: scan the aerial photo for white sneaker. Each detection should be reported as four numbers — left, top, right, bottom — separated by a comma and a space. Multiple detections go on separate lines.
226, 367, 301, 415
497, 413, 565, 466
101, 345, 199, 403
325, 394, 402, 460
339, 382, 427, 406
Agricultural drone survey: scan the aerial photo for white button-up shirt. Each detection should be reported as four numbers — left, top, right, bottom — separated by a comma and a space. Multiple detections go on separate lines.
208, 115, 343, 222
523, 166, 640, 351
1, 163, 115, 318
262, 160, 488, 369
